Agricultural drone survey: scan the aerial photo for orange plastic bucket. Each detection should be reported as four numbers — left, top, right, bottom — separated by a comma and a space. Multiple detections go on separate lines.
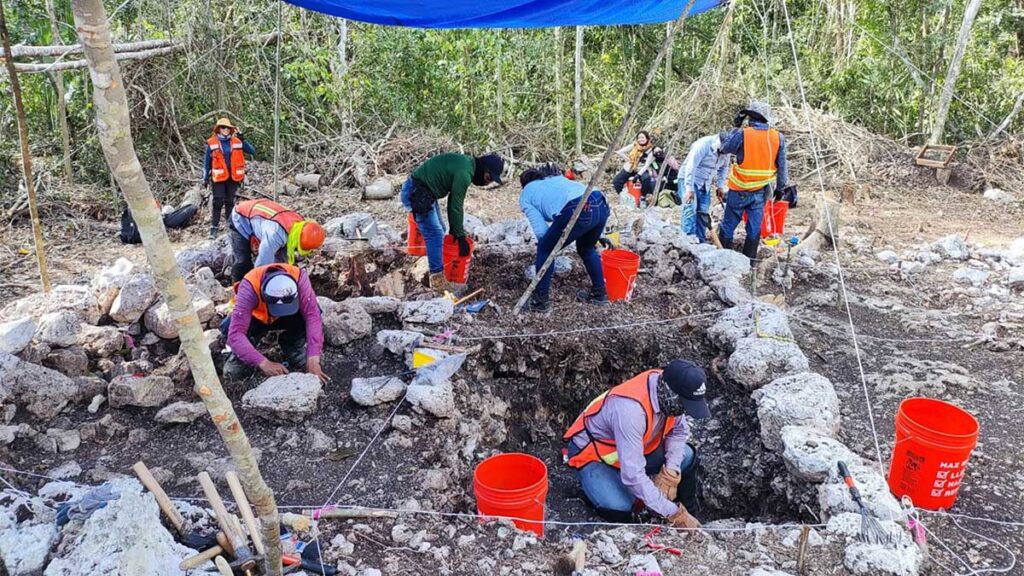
601, 248, 640, 301
473, 453, 549, 536
406, 214, 426, 256
887, 397, 979, 510
442, 234, 475, 283
625, 180, 641, 207
742, 200, 789, 238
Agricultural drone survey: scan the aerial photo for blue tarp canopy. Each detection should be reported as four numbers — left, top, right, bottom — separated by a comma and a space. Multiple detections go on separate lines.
282, 0, 725, 29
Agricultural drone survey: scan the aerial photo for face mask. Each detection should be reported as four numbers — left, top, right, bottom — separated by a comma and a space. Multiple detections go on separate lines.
657, 377, 685, 416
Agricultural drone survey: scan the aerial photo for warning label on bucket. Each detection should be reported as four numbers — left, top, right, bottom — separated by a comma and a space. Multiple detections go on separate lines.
929, 459, 969, 498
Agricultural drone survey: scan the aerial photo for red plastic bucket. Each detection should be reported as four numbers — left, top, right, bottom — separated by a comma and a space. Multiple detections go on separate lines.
742, 200, 789, 238
887, 397, 979, 510
473, 453, 549, 536
625, 180, 641, 207
406, 214, 426, 256
601, 248, 640, 301
442, 234, 475, 284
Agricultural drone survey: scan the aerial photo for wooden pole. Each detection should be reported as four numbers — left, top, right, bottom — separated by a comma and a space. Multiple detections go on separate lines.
69, 0, 282, 573
573, 25, 584, 158
929, 0, 983, 145
514, 0, 698, 313
554, 27, 565, 153
664, 23, 673, 100
45, 0, 73, 182
0, 0, 51, 293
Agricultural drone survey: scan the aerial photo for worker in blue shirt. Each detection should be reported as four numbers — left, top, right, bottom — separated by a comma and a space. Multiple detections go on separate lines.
678, 132, 731, 243
519, 164, 610, 314
717, 102, 788, 260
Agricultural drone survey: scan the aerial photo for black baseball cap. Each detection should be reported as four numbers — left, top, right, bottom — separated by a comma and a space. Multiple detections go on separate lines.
662, 360, 711, 419
477, 153, 505, 185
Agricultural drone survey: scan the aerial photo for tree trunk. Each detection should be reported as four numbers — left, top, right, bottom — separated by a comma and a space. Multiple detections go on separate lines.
664, 22, 673, 100
45, 0, 73, 182
9, 45, 184, 73
929, 0, 982, 145
69, 1, 283, 574
573, 26, 584, 157
991, 89, 1024, 138
0, 0, 51, 293
554, 27, 564, 152
294, 173, 325, 190
711, 0, 739, 83
0, 38, 177, 58
333, 19, 350, 134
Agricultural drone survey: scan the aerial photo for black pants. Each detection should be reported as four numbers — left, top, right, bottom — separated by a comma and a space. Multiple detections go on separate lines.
211, 180, 240, 229
220, 313, 307, 380
229, 227, 254, 283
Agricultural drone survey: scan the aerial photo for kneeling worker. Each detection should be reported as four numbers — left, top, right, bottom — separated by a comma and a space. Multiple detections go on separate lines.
563, 360, 710, 528
230, 199, 325, 283
221, 263, 329, 383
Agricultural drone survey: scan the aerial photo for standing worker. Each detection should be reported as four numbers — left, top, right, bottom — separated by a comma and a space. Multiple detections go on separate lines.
220, 263, 329, 383
519, 164, 611, 313
563, 360, 711, 528
717, 102, 788, 260
203, 118, 255, 238
229, 199, 325, 283
400, 152, 505, 293
679, 131, 731, 243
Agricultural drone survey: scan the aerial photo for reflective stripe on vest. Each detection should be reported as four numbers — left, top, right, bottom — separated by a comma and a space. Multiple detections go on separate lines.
727, 127, 780, 191
232, 263, 303, 324
234, 200, 305, 252
562, 370, 677, 469
207, 135, 246, 183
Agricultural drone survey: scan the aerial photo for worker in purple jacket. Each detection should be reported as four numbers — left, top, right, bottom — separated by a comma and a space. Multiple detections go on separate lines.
219, 263, 328, 383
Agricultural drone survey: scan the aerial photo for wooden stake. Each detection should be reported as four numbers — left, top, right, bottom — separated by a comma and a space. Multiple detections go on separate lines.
44, 0, 72, 182
573, 26, 584, 158
0, 0, 51, 293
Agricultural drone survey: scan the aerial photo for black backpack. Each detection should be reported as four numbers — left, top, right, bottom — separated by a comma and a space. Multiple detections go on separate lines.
119, 204, 199, 244
119, 208, 142, 244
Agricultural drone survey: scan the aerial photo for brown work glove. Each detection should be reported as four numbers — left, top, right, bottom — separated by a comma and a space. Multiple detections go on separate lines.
666, 504, 701, 529
652, 465, 681, 501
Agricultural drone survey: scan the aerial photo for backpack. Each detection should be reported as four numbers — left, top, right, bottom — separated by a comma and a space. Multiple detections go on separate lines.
119, 208, 142, 244
118, 203, 199, 244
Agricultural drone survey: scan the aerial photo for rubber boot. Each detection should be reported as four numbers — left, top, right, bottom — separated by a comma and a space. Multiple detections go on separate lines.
528, 294, 552, 315
576, 288, 609, 306
222, 353, 254, 381
742, 236, 760, 261
678, 443, 701, 514
209, 226, 219, 239
429, 272, 452, 295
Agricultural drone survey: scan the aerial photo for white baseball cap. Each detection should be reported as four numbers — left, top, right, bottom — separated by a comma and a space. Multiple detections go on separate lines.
262, 271, 299, 317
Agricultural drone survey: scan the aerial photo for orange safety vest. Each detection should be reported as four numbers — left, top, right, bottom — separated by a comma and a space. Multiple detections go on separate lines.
727, 127, 780, 191
234, 199, 305, 251
207, 135, 247, 183
234, 263, 303, 324
563, 370, 677, 469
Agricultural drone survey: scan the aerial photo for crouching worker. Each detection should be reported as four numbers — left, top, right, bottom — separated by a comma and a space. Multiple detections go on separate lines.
229, 199, 325, 283
220, 264, 329, 384
563, 360, 711, 528
519, 164, 610, 314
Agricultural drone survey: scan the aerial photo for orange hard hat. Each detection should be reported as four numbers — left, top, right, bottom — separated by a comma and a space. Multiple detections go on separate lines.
299, 221, 325, 253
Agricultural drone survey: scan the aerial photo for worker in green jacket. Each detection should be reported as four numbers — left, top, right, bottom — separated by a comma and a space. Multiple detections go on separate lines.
401, 152, 505, 292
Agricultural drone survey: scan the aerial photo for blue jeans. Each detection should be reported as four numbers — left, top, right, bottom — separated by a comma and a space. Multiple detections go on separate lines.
680, 185, 711, 242
401, 176, 447, 273
534, 192, 609, 301
718, 188, 766, 259
568, 442, 695, 513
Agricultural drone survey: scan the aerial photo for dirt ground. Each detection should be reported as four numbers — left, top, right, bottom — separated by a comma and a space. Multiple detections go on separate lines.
2, 157, 1024, 574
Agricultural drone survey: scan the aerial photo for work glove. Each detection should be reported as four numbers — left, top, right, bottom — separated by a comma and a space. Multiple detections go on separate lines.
456, 235, 471, 257
652, 465, 681, 501
667, 504, 701, 529
597, 237, 614, 250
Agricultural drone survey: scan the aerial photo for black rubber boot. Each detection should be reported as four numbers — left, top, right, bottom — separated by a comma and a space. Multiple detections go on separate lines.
528, 295, 552, 315
678, 443, 701, 514
742, 236, 760, 261
576, 288, 610, 306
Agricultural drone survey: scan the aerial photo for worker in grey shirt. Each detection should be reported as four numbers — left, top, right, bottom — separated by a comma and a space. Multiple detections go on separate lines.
563, 360, 710, 528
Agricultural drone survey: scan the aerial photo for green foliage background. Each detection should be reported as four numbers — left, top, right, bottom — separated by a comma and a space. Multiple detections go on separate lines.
1, 0, 1022, 187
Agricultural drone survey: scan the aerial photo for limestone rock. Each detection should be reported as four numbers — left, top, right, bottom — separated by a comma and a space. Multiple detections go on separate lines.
1007, 267, 1024, 288
37, 310, 82, 347
78, 325, 124, 358
0, 352, 78, 420
697, 248, 751, 281
749, 569, 796, 576
43, 477, 194, 575
175, 239, 227, 274
190, 267, 231, 304
952, 267, 989, 287
110, 274, 159, 324
406, 380, 455, 418
350, 376, 406, 407
875, 250, 899, 264
345, 296, 401, 315
155, 401, 207, 424
827, 513, 921, 576
753, 372, 840, 451
42, 428, 81, 453
91, 257, 135, 315
933, 234, 969, 261
727, 337, 809, 391
376, 330, 423, 355
241, 373, 322, 422
707, 303, 793, 354
0, 508, 58, 575
819, 462, 903, 522
43, 347, 89, 377
108, 374, 175, 408
983, 187, 1015, 204
1, 284, 102, 326
780, 425, 856, 482
143, 299, 187, 340
0, 317, 35, 355
324, 212, 378, 239
400, 299, 454, 325
710, 276, 755, 306
319, 298, 373, 346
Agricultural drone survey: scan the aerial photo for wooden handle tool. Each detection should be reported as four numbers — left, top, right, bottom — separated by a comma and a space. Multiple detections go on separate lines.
225, 470, 265, 555
133, 461, 185, 534
179, 545, 224, 570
